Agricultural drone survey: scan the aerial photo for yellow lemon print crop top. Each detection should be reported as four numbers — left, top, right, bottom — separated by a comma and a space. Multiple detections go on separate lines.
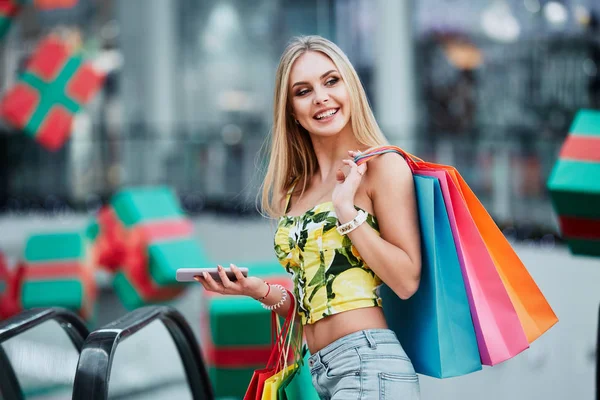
274, 186, 383, 325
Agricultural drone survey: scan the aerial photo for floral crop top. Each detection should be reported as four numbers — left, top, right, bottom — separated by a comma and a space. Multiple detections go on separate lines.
274, 186, 383, 325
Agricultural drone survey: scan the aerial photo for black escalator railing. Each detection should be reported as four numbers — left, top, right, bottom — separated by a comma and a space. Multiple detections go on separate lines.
72, 305, 214, 400
0, 307, 90, 400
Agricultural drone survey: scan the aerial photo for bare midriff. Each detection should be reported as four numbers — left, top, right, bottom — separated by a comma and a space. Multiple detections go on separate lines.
303, 306, 389, 354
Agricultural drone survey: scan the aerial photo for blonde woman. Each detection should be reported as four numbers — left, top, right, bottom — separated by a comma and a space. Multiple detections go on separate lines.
196, 35, 422, 399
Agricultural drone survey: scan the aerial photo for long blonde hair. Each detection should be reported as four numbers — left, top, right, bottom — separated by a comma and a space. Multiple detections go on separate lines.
260, 35, 388, 218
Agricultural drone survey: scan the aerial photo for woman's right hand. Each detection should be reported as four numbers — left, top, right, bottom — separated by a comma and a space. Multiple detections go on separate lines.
194, 264, 269, 300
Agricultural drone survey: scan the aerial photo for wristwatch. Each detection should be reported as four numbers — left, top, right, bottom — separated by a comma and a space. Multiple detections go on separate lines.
336, 209, 368, 235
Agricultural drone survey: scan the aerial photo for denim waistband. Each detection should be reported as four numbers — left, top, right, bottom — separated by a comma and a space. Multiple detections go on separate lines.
308, 329, 399, 366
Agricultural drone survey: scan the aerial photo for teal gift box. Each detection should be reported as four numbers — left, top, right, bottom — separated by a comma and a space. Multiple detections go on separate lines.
547, 109, 600, 256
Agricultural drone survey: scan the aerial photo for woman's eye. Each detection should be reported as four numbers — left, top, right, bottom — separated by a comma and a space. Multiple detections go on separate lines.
325, 77, 339, 86
296, 89, 309, 96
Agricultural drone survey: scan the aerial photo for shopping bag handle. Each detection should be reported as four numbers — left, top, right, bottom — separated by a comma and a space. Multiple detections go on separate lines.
265, 289, 296, 369
353, 145, 423, 171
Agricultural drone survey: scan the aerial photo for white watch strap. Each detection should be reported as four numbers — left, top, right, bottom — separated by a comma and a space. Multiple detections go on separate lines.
336, 210, 368, 235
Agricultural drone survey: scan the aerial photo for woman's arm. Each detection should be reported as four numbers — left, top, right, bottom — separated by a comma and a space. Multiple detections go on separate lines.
334, 152, 421, 300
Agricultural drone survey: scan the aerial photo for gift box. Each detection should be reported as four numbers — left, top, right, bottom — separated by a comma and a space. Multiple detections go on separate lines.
201, 262, 292, 398
548, 109, 600, 257
0, 35, 104, 150
110, 186, 206, 286
0, 1, 23, 40
89, 187, 204, 310
87, 205, 187, 310
19, 232, 97, 320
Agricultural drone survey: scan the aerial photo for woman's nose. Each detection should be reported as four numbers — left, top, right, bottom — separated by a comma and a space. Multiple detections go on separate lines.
313, 89, 329, 105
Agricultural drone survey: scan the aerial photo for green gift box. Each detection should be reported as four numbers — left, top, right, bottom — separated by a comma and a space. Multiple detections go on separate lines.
547, 109, 600, 257
110, 186, 207, 286
20, 232, 97, 320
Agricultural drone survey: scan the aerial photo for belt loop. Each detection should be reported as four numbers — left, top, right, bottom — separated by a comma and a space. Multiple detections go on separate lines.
364, 330, 377, 349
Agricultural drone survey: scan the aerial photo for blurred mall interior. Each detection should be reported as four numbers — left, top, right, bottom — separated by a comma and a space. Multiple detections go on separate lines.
0, 0, 599, 399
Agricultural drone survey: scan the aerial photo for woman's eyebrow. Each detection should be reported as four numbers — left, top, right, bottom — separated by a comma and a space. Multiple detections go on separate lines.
291, 69, 337, 88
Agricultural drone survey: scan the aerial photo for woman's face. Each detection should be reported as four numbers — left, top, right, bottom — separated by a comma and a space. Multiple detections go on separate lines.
288, 51, 351, 138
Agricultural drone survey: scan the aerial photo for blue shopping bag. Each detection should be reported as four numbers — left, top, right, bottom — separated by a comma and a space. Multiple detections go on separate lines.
380, 175, 482, 378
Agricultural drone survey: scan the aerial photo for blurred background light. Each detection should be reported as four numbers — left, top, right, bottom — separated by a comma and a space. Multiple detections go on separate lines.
543, 1, 568, 26
481, 0, 521, 43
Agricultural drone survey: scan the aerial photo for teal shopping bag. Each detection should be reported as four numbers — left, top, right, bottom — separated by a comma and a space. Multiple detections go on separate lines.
380, 175, 482, 378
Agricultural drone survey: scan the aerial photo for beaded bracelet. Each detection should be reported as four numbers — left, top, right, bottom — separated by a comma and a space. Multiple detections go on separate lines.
261, 284, 288, 311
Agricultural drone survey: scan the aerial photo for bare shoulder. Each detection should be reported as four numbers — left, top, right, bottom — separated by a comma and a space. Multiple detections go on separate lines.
365, 152, 412, 193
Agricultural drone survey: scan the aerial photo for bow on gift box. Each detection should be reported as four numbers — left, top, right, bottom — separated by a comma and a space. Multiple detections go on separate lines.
93, 206, 129, 273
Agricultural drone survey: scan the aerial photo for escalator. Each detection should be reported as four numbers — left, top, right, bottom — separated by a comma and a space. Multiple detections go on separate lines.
0, 308, 90, 399
0, 306, 214, 399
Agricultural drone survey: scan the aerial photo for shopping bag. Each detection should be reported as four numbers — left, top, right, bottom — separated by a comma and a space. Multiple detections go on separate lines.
410, 158, 558, 344
277, 348, 302, 400
244, 290, 296, 400
378, 174, 482, 378
417, 169, 529, 365
262, 299, 300, 400
356, 146, 537, 366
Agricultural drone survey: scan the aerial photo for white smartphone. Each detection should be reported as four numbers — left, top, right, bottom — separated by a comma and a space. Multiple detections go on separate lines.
176, 267, 248, 283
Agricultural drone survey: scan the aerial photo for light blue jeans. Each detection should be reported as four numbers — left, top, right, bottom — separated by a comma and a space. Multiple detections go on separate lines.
308, 329, 420, 400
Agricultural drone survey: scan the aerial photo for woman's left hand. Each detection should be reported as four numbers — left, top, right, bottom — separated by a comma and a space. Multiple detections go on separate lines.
332, 150, 367, 213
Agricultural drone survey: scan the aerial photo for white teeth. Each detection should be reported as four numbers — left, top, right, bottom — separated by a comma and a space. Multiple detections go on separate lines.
316, 109, 338, 119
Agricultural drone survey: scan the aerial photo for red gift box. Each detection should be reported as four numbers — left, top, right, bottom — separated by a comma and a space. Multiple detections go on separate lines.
0, 35, 104, 150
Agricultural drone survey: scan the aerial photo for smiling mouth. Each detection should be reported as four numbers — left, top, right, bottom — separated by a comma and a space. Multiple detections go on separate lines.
314, 108, 339, 120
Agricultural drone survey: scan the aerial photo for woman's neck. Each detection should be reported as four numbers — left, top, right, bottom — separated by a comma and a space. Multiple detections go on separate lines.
310, 124, 364, 184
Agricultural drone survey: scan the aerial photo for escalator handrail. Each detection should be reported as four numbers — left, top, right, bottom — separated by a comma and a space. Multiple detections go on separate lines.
0, 307, 89, 400
72, 305, 214, 400
0, 307, 89, 351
